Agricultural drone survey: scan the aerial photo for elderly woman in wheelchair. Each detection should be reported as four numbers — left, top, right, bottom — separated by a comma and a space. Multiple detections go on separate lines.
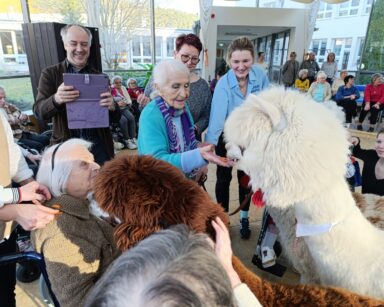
31, 138, 120, 307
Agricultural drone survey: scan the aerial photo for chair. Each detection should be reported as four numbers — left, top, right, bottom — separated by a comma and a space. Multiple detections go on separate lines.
0, 251, 60, 307
375, 109, 384, 132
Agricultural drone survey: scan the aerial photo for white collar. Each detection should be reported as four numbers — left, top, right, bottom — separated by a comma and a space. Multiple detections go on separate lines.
296, 221, 341, 237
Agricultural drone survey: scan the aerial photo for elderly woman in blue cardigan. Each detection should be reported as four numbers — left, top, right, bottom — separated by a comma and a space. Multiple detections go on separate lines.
138, 60, 230, 181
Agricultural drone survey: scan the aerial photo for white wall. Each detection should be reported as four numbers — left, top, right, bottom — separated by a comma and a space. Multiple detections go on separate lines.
202, 6, 309, 80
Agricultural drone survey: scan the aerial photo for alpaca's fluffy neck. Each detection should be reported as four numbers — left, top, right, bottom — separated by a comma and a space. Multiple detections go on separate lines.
294, 179, 357, 226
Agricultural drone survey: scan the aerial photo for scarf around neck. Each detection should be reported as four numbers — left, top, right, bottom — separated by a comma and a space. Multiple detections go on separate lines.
155, 96, 197, 153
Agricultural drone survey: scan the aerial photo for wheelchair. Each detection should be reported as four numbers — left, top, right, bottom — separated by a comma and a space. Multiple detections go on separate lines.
0, 229, 60, 307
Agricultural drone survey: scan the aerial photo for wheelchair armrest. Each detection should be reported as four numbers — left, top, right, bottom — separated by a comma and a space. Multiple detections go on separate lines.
0, 251, 44, 266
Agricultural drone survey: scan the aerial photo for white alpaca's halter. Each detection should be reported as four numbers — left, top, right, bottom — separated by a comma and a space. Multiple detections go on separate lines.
295, 211, 352, 237
296, 221, 341, 237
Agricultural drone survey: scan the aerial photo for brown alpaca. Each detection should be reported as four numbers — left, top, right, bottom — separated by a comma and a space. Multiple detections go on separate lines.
94, 154, 383, 306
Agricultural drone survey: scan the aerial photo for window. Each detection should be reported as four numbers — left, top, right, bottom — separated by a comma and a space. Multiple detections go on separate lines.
311, 39, 328, 64
332, 38, 352, 69
132, 36, 141, 57
354, 37, 365, 68
0, 32, 14, 55
363, 0, 373, 14
15, 31, 25, 54
338, 0, 360, 17
156, 36, 162, 57
166, 37, 175, 57
142, 36, 151, 57
317, 2, 333, 19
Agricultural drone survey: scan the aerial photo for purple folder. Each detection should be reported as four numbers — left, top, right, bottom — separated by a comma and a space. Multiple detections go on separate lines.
63, 73, 110, 129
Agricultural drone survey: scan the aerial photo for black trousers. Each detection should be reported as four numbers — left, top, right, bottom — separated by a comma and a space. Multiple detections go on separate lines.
0, 231, 17, 307
359, 102, 384, 125
337, 99, 357, 123
215, 134, 251, 213
19, 131, 50, 152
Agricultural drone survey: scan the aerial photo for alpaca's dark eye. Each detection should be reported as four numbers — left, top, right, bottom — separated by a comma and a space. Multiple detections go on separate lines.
240, 146, 245, 155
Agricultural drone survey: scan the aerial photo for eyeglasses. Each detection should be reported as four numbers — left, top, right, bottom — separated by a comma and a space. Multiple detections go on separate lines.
51, 143, 64, 171
180, 54, 200, 65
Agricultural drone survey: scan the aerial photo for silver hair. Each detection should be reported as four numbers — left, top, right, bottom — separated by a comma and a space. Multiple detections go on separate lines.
298, 69, 308, 79
37, 139, 92, 198
127, 78, 137, 87
84, 225, 236, 307
0, 86, 4, 92
111, 75, 123, 84
60, 24, 93, 46
316, 70, 327, 80
371, 73, 384, 84
151, 59, 190, 99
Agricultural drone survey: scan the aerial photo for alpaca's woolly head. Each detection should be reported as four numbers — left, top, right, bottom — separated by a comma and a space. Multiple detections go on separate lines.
93, 154, 228, 250
224, 87, 350, 207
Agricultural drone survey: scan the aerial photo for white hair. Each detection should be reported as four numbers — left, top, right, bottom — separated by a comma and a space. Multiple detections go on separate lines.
127, 78, 137, 87
60, 24, 92, 46
316, 71, 327, 80
37, 139, 92, 198
298, 69, 308, 79
111, 75, 123, 84
151, 59, 190, 98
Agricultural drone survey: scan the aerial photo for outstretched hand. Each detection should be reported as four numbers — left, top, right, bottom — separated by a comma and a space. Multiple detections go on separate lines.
199, 145, 235, 167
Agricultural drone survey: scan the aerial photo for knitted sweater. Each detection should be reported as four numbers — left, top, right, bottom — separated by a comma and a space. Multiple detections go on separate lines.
32, 195, 120, 307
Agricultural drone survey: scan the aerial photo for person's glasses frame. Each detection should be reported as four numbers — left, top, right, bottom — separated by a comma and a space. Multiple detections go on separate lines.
180, 54, 200, 65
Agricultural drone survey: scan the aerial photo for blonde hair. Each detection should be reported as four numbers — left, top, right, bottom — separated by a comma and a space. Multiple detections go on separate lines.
226, 37, 255, 64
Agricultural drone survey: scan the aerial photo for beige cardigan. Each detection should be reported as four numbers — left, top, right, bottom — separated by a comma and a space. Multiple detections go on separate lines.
32, 195, 120, 307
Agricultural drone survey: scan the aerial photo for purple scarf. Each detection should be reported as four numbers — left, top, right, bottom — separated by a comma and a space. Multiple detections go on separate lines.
155, 96, 197, 153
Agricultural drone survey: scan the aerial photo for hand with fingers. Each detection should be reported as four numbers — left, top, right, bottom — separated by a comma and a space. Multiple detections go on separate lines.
19, 181, 51, 202
14, 203, 59, 230
211, 217, 241, 288
54, 83, 80, 104
348, 136, 359, 146
100, 91, 114, 110
137, 93, 150, 108
199, 144, 235, 167
26, 153, 42, 166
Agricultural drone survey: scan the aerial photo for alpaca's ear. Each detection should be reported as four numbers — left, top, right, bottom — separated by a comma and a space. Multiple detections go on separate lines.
252, 95, 287, 131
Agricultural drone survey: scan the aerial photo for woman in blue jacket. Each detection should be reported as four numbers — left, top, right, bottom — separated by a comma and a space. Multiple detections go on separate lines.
205, 37, 269, 239
336, 75, 360, 128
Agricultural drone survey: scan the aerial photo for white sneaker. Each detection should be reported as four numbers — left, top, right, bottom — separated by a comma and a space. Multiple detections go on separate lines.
127, 139, 137, 150
114, 141, 124, 150
132, 137, 138, 145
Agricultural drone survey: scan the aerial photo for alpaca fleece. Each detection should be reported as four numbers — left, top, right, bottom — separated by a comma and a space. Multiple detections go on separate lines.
224, 87, 384, 299
94, 154, 384, 306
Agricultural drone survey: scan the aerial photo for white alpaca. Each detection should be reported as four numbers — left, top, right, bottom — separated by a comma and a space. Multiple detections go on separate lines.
224, 87, 384, 299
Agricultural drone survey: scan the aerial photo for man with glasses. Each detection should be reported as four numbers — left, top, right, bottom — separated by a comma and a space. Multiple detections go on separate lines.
34, 24, 120, 165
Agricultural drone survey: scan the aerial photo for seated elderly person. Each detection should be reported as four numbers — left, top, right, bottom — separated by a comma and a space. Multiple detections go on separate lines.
111, 76, 137, 149
0, 86, 49, 152
127, 78, 144, 101
307, 71, 332, 103
138, 59, 231, 181
336, 75, 360, 128
84, 218, 261, 307
31, 139, 120, 307
331, 70, 348, 99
